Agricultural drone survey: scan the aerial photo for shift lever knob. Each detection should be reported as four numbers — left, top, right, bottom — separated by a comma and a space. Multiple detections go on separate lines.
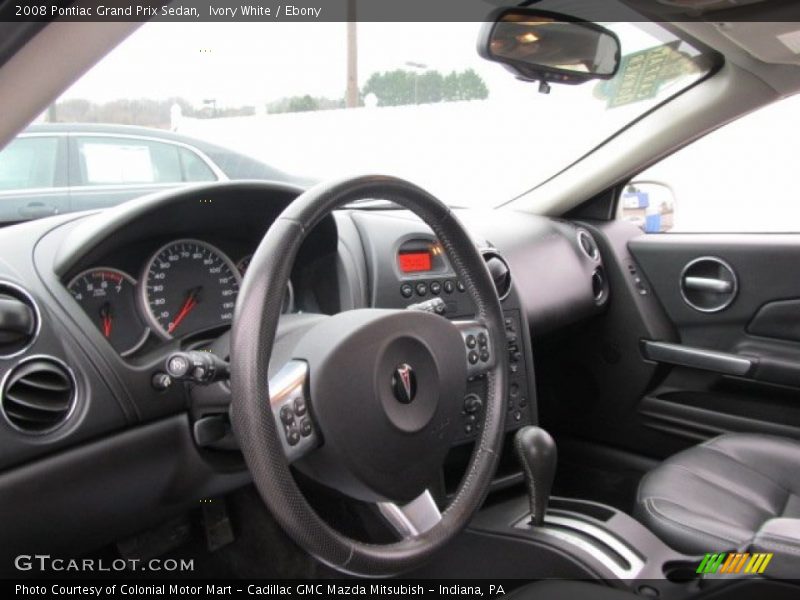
514, 426, 557, 527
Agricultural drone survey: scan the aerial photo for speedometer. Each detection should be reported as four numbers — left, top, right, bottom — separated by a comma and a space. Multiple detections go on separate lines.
141, 239, 240, 339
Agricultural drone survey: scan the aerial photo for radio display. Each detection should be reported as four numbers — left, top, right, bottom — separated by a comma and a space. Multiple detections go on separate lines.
398, 251, 432, 273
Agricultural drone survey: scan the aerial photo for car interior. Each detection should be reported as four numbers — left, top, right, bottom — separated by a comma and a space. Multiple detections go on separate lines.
1, 1, 799, 598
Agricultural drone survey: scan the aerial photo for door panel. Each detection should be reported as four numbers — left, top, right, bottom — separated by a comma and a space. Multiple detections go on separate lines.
536, 223, 800, 464
628, 233, 800, 444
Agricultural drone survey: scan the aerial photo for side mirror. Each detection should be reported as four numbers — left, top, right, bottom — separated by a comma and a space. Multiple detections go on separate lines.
478, 8, 621, 90
621, 181, 676, 233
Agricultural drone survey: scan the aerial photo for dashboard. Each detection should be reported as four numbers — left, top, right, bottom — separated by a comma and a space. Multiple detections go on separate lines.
0, 180, 609, 564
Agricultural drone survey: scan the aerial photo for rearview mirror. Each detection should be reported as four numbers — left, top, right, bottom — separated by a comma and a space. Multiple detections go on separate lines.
478, 8, 621, 89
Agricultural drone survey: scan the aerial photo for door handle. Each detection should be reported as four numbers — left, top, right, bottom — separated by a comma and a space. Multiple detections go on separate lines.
683, 276, 733, 294
641, 340, 755, 376
19, 202, 58, 218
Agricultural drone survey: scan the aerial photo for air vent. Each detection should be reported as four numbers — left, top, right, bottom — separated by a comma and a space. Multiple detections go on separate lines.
592, 267, 608, 304
1, 357, 75, 434
577, 230, 600, 261
481, 250, 512, 300
0, 282, 40, 358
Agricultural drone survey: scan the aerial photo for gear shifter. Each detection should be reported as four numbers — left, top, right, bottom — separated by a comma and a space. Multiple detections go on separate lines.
514, 426, 557, 527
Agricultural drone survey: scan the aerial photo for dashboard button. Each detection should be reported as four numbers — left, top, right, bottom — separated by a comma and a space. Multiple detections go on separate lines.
400, 284, 414, 298
430, 281, 441, 295
456, 281, 466, 292
415, 282, 428, 296
464, 394, 482, 414
443, 280, 455, 294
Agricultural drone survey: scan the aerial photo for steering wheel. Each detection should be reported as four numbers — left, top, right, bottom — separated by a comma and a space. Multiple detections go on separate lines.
230, 175, 508, 576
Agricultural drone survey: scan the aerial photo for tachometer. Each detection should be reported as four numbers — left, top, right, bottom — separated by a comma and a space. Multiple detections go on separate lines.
68, 268, 149, 356
141, 239, 240, 339
237, 253, 295, 313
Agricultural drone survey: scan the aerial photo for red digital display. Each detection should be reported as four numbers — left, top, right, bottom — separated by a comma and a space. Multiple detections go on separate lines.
398, 251, 432, 273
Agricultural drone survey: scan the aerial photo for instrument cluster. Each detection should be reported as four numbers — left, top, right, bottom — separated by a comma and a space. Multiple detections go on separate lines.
67, 239, 293, 356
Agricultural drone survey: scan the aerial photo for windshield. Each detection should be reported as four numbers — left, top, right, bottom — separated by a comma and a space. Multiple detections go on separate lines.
1, 21, 711, 219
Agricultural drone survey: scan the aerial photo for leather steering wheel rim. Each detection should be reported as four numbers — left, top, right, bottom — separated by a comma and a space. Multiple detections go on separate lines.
230, 175, 508, 576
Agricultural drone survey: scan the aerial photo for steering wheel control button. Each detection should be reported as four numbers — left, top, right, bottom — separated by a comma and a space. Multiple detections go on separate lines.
443, 280, 455, 294
280, 405, 294, 425
430, 281, 441, 295
400, 284, 414, 298
415, 282, 428, 296
299, 418, 313, 437
293, 397, 307, 416
286, 426, 301, 446
457, 321, 495, 377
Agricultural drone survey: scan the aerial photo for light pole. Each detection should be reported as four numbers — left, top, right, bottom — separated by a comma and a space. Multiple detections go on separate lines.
202, 98, 217, 117
346, 0, 358, 108
405, 61, 427, 105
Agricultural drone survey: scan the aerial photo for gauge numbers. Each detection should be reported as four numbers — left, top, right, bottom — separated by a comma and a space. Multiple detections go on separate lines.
68, 268, 148, 356
142, 239, 241, 339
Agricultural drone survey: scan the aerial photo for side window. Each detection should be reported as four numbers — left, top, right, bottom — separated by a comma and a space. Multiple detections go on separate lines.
621, 93, 800, 233
178, 147, 217, 182
76, 137, 182, 185
0, 137, 59, 191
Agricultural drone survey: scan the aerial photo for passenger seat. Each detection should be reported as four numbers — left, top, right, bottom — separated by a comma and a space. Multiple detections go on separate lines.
634, 433, 800, 555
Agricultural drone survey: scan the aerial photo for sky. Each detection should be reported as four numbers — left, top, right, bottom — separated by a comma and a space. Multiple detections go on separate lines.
60, 22, 515, 107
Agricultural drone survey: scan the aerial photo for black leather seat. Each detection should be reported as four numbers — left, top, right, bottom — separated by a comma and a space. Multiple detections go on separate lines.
635, 433, 800, 554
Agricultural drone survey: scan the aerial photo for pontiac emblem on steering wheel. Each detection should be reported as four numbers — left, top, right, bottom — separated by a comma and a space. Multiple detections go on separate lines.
391, 363, 417, 404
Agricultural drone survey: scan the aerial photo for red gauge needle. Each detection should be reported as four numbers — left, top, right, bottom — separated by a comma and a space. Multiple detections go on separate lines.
168, 288, 201, 334
99, 303, 112, 338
